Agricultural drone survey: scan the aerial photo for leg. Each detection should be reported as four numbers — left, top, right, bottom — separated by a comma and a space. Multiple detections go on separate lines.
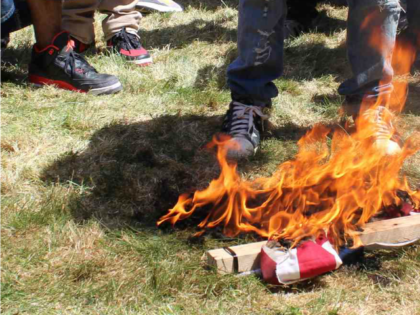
227, 0, 287, 107
99, 0, 151, 65
1, 0, 15, 24
26, 0, 62, 49
98, 0, 141, 41
1, 0, 32, 48
338, 0, 401, 108
0, 0, 32, 38
406, 0, 420, 68
340, 0, 402, 156
406, 0, 420, 47
221, 0, 287, 159
62, 0, 98, 45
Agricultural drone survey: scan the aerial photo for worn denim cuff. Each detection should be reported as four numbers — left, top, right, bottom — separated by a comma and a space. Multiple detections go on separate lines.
1, 0, 15, 24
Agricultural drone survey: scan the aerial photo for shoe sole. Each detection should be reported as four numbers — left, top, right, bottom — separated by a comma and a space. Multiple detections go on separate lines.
135, 2, 183, 12
130, 56, 153, 66
89, 82, 122, 95
29, 75, 122, 95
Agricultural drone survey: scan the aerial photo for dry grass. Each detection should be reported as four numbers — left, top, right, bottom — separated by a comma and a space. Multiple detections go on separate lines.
2, 2, 420, 314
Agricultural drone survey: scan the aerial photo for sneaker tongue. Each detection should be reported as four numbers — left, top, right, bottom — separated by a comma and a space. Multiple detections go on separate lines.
52, 31, 73, 54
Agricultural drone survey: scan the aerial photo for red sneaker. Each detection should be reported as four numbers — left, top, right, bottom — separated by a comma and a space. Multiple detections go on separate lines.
107, 28, 152, 66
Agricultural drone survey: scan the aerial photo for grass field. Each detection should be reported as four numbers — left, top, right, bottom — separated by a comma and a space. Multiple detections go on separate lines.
2, 1, 420, 314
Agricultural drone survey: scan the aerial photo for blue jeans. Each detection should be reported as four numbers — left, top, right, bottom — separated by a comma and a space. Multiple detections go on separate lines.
340, 0, 419, 103
227, 0, 418, 107
338, 0, 401, 101
1, 0, 15, 23
1, 0, 32, 40
227, 0, 287, 107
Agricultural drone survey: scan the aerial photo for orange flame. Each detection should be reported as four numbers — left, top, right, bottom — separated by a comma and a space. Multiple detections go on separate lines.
158, 18, 420, 248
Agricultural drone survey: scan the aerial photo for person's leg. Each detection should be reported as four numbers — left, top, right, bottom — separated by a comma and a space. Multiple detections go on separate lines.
338, 0, 401, 112
406, 0, 420, 69
340, 0, 402, 156
221, 0, 287, 159
227, 0, 287, 107
99, 0, 141, 40
61, 0, 98, 46
26, 0, 62, 48
99, 0, 151, 65
0, 0, 32, 38
406, 0, 420, 46
1, 0, 16, 24
1, 0, 32, 50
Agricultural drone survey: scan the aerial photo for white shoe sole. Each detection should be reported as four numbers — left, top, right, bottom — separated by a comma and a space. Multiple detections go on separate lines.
130, 56, 153, 66
88, 82, 123, 95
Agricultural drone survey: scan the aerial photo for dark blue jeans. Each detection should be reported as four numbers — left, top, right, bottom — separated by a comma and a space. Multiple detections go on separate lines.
227, 0, 419, 107
227, 0, 287, 107
1, 0, 32, 40
339, 0, 419, 103
338, 0, 401, 100
1, 0, 15, 23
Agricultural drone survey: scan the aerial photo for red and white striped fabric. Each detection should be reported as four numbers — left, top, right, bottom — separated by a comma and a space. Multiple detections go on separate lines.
261, 235, 342, 285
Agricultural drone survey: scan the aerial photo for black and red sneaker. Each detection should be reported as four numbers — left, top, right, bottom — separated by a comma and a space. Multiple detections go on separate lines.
71, 37, 94, 54
107, 28, 152, 66
29, 31, 122, 95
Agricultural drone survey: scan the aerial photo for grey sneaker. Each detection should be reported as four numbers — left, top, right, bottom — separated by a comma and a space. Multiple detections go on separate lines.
136, 0, 183, 13
359, 106, 402, 155
221, 101, 269, 159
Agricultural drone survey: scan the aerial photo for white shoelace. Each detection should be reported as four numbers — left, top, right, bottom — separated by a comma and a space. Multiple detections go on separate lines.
227, 102, 269, 137
362, 106, 395, 140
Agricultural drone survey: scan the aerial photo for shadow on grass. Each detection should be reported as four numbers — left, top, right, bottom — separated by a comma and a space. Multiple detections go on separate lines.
284, 40, 349, 81
41, 114, 227, 229
311, 11, 347, 35
176, 0, 348, 12
1, 45, 31, 86
404, 83, 420, 116
175, 0, 238, 11
40, 112, 313, 232
266, 277, 327, 294
194, 47, 237, 91
141, 18, 237, 50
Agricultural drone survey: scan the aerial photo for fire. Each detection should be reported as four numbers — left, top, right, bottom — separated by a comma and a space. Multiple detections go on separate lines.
158, 20, 420, 248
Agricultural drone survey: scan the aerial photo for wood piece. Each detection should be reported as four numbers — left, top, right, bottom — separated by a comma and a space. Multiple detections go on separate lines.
358, 215, 420, 247
205, 241, 266, 274
205, 215, 420, 274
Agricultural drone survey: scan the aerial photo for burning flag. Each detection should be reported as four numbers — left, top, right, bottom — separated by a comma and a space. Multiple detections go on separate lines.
158, 13, 420, 252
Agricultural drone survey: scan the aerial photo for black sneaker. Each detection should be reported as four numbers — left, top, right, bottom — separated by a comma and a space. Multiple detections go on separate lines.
29, 31, 122, 95
70, 37, 95, 54
221, 101, 269, 159
107, 28, 152, 66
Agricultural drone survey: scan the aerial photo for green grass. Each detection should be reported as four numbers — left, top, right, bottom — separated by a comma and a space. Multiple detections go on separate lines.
2, 2, 420, 314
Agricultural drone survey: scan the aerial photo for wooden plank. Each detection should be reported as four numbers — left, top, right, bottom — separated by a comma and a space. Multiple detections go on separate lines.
205, 214, 420, 274
358, 215, 420, 245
